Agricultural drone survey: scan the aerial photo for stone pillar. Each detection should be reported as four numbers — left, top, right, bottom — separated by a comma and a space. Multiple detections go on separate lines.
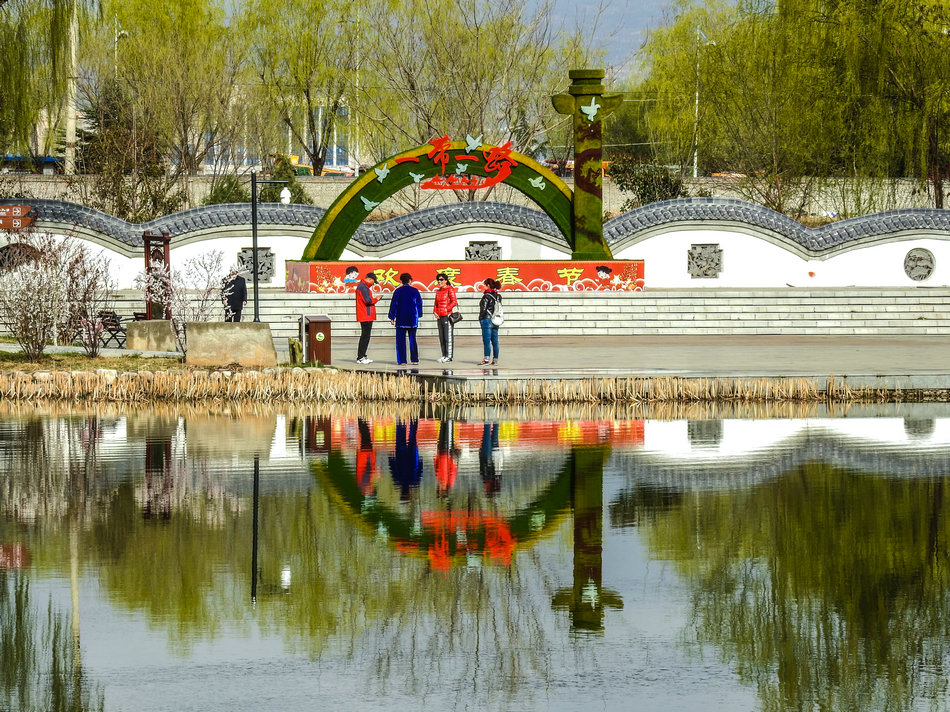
553, 69, 622, 260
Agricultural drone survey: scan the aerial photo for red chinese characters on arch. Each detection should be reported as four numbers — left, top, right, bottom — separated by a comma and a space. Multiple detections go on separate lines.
286, 260, 644, 294
394, 134, 518, 191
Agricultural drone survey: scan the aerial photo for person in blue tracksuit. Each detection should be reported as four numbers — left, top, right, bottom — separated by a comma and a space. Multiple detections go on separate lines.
388, 273, 424, 365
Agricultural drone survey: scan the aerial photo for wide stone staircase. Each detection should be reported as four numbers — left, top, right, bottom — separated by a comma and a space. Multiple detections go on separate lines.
111, 287, 950, 341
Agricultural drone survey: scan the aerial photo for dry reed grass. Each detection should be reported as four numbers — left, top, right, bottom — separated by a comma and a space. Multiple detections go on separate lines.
0, 389, 918, 423
0, 369, 895, 406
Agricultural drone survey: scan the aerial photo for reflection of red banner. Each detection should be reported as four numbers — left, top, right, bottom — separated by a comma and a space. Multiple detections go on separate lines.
420, 511, 516, 570
287, 260, 644, 294
340, 418, 645, 450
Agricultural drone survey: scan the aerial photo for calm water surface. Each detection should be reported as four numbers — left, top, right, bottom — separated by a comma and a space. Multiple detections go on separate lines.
3, 403, 950, 712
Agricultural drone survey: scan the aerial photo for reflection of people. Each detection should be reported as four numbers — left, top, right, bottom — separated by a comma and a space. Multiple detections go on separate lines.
434, 419, 459, 494
479, 422, 500, 496
222, 270, 248, 322
389, 419, 422, 500
355, 272, 380, 365
388, 273, 423, 365
478, 278, 502, 366
344, 265, 360, 284
356, 418, 376, 495
433, 273, 458, 363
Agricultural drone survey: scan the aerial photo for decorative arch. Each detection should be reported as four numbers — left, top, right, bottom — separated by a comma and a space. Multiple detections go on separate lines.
302, 139, 574, 261
312, 450, 573, 569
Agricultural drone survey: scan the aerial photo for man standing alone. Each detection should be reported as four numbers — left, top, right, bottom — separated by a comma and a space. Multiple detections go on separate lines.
222, 270, 247, 322
356, 272, 380, 364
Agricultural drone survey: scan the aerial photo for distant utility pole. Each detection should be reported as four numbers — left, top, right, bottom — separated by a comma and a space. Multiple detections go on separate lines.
64, 0, 78, 175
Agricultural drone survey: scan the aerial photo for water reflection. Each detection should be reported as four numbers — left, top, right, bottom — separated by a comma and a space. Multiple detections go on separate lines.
3, 403, 950, 710
551, 447, 623, 633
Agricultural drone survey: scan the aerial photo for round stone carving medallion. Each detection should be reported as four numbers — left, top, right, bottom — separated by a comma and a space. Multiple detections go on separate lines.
904, 248, 935, 281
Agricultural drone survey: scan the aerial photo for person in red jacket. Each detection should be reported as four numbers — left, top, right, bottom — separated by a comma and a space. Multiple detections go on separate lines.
432, 273, 458, 363
434, 418, 459, 494
355, 272, 380, 364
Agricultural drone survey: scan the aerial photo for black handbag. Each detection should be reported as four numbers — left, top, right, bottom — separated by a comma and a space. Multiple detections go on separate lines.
449, 309, 463, 324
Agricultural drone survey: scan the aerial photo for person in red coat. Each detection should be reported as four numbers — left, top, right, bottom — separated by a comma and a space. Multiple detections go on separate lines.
355, 272, 380, 364
432, 272, 458, 362
434, 418, 459, 494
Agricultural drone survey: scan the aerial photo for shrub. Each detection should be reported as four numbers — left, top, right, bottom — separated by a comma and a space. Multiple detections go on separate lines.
607, 156, 689, 211
203, 174, 251, 205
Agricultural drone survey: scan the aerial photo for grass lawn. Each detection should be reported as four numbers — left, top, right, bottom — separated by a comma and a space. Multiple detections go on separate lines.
0, 350, 184, 373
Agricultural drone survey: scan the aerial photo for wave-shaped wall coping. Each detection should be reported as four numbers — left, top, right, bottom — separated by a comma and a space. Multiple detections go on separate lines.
4, 197, 950, 255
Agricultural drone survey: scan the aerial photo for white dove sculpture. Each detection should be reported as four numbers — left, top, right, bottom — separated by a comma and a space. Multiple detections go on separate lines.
580, 97, 601, 122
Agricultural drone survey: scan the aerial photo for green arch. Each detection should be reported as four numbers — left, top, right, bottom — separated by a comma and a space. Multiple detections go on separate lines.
312, 450, 574, 564
302, 140, 574, 260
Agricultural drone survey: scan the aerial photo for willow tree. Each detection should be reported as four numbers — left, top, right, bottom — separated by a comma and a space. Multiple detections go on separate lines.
0, 0, 97, 165
811, 0, 950, 208
96, 0, 244, 180
641, 0, 843, 216
240, 0, 360, 175
357, 0, 590, 166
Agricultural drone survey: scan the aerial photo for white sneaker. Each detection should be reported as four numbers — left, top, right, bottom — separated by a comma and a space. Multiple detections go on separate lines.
356, 356, 373, 364
438, 356, 449, 363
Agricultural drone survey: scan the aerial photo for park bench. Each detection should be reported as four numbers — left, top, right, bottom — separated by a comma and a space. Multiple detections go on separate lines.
98, 310, 126, 348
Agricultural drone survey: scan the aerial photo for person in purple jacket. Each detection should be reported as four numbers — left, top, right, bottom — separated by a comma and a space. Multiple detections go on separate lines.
388, 273, 424, 365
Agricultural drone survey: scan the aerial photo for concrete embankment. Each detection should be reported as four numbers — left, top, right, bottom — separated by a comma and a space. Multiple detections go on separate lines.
2, 334, 949, 403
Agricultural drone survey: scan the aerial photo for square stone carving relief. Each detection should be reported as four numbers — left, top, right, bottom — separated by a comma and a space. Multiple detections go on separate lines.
687, 243, 723, 279
466, 241, 501, 260
237, 247, 275, 282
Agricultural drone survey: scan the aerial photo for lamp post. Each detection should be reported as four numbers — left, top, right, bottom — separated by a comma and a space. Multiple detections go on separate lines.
250, 170, 291, 322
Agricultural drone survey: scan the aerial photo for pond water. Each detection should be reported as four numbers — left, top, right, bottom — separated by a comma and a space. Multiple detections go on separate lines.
3, 402, 950, 712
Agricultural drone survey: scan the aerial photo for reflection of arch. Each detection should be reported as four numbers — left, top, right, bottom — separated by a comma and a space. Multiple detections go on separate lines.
311, 450, 573, 569
302, 141, 574, 261
0, 242, 41, 271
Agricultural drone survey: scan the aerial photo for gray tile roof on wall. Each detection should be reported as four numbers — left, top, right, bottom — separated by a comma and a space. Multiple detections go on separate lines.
0, 198, 562, 249
7, 196, 950, 254
0, 199, 326, 247
605, 197, 950, 252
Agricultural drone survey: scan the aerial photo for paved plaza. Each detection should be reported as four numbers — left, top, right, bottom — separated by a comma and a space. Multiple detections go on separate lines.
333, 334, 950, 391
3, 334, 950, 391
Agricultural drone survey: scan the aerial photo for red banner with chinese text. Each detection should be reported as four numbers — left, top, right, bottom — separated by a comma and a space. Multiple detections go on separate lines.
286, 260, 644, 293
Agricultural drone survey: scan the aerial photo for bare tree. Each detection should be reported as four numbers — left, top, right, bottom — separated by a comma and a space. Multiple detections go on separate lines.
136, 250, 228, 352
0, 231, 113, 361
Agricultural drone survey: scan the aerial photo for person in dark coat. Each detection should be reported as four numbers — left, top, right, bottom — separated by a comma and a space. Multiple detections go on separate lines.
222, 270, 248, 322
388, 273, 423, 365
389, 419, 422, 501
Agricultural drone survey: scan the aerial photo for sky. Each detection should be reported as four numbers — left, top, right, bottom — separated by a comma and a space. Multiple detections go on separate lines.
546, 0, 674, 76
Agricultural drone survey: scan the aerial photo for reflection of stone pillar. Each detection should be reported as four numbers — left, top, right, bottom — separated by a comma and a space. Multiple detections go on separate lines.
552, 447, 623, 633
305, 418, 332, 454
143, 437, 172, 520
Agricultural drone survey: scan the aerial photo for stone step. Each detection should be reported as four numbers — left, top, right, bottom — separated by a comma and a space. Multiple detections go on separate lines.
108, 288, 950, 338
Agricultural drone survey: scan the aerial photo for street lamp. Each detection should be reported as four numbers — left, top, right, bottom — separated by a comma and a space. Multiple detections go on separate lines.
250, 170, 291, 322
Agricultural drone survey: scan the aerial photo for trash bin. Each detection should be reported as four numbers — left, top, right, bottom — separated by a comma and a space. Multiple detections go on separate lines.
301, 315, 331, 365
